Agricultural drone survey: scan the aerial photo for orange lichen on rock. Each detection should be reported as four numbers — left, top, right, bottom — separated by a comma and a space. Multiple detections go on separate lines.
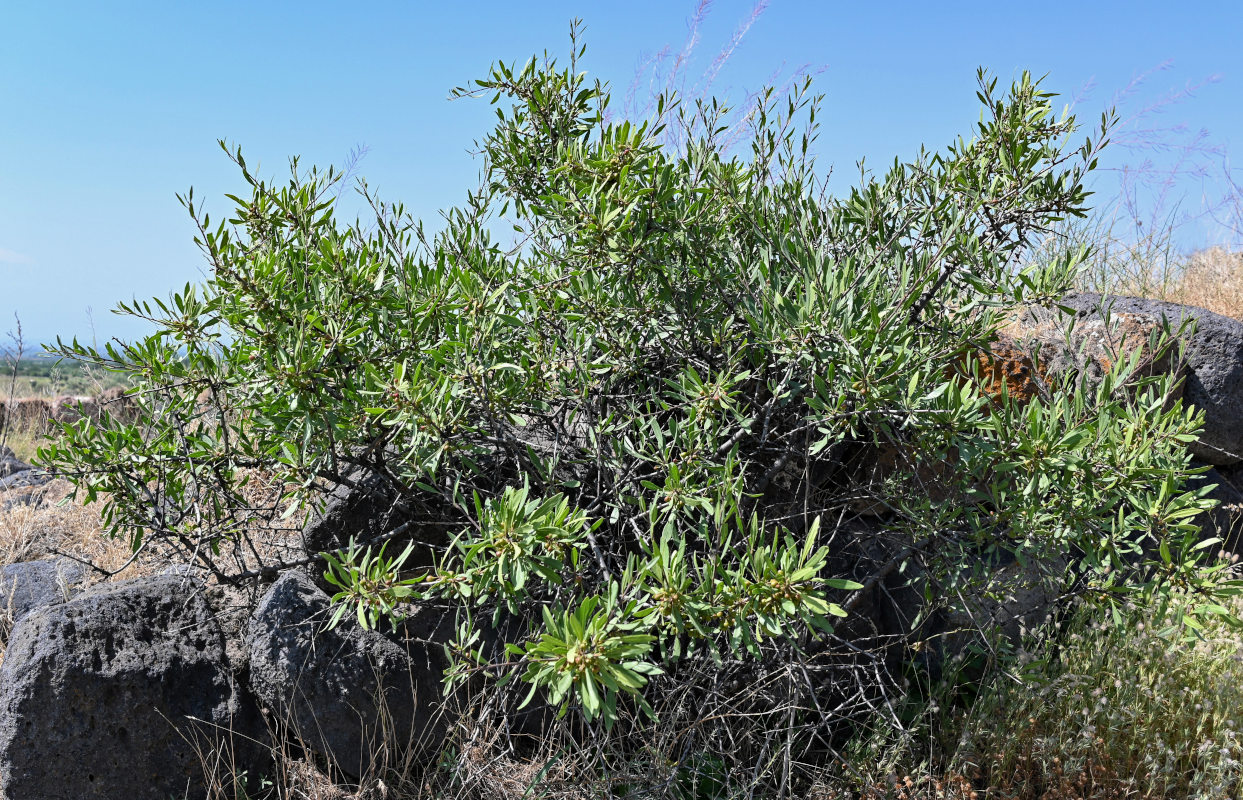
970, 332, 1049, 406
961, 305, 1187, 411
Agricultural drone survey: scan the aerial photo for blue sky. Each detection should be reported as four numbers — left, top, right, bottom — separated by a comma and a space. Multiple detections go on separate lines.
3, 1, 1241, 348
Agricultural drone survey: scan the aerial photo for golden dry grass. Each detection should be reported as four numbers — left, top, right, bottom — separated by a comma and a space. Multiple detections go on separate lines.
0, 405, 51, 464
1088, 245, 1243, 322
0, 480, 110, 569
0, 478, 146, 665
1167, 247, 1243, 321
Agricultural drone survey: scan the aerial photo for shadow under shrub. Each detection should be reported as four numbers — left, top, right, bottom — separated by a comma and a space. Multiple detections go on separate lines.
40, 29, 1243, 798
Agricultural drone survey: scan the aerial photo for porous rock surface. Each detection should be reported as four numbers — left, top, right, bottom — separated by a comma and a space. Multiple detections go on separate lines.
1000, 293, 1243, 464
0, 445, 28, 477
1189, 462, 1243, 556
835, 522, 1059, 681
0, 443, 53, 490
989, 300, 1183, 407
246, 569, 448, 778
300, 467, 404, 561
1068, 293, 1243, 464
0, 468, 53, 491
50, 394, 101, 424
0, 573, 267, 800
0, 557, 86, 627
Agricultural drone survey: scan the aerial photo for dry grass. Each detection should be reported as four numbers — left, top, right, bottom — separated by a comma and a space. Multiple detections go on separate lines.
818, 585, 1243, 800
195, 643, 467, 800
1167, 247, 1243, 321
0, 476, 151, 670
1080, 243, 1243, 322
0, 424, 45, 465
0, 479, 105, 567
0, 409, 170, 665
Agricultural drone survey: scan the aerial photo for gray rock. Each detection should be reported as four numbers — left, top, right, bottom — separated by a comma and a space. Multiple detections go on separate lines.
299, 465, 449, 597
935, 549, 1060, 667
0, 468, 52, 490
2, 489, 46, 512
161, 563, 197, 578
0, 574, 268, 800
301, 468, 403, 558
999, 302, 1182, 408
246, 570, 448, 777
1058, 294, 1243, 464
1188, 463, 1243, 557
51, 395, 100, 424
99, 386, 140, 424
0, 454, 31, 478
1220, 461, 1243, 495
0, 557, 86, 626
837, 528, 1061, 683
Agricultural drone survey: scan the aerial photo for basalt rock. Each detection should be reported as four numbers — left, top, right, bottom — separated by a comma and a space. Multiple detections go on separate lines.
0, 468, 53, 490
1188, 462, 1243, 557
995, 294, 1243, 465
98, 386, 140, 424
0, 557, 86, 630
51, 394, 101, 424
1065, 293, 1243, 464
245, 570, 449, 778
301, 467, 404, 561
4, 397, 52, 435
981, 300, 1184, 408
0, 445, 31, 478
0, 574, 268, 800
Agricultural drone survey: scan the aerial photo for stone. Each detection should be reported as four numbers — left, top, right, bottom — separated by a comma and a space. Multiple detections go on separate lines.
0, 557, 86, 627
1054, 294, 1243, 464
0, 468, 52, 490
51, 394, 100, 424
4, 398, 52, 435
301, 467, 404, 558
98, 386, 140, 424
969, 331, 1051, 406
833, 525, 1060, 682
246, 570, 448, 777
933, 549, 1060, 670
1188, 463, 1243, 557
0, 449, 31, 478
2, 490, 45, 512
0, 574, 268, 800
991, 300, 1185, 407
1219, 461, 1243, 495
843, 441, 963, 517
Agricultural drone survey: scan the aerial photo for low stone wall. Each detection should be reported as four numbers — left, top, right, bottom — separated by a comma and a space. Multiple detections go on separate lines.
0, 387, 138, 435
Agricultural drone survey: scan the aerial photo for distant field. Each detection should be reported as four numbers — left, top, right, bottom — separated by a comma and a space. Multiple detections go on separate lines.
0, 356, 129, 398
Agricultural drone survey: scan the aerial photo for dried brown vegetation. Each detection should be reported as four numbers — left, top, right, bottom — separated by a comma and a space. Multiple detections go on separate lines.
1168, 247, 1243, 321
1083, 245, 1243, 322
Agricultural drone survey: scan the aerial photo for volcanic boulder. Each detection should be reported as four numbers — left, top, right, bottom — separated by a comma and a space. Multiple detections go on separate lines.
985, 294, 1243, 464
246, 570, 449, 778
0, 574, 267, 800
0, 557, 87, 630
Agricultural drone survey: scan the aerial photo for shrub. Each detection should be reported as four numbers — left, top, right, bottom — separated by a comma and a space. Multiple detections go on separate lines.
40, 29, 1239, 794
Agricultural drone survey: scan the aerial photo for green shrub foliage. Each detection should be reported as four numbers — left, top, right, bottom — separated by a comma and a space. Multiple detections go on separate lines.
42, 32, 1238, 782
